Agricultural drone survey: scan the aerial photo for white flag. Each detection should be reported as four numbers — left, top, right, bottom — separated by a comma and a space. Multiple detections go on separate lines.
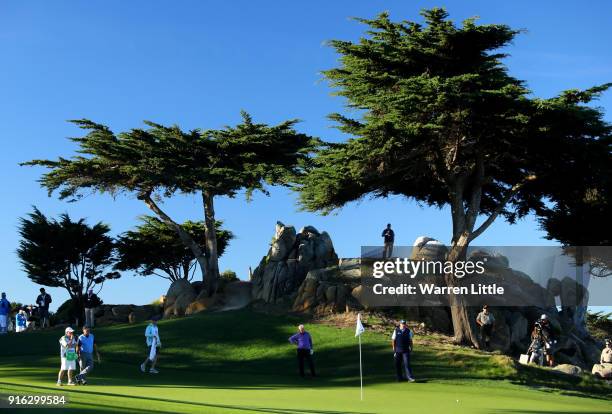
355, 313, 365, 337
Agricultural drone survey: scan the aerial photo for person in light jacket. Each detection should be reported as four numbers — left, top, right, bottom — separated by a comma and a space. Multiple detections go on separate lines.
140, 316, 161, 374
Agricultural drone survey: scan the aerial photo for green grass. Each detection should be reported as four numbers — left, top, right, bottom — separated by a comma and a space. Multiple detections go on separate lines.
0, 309, 610, 414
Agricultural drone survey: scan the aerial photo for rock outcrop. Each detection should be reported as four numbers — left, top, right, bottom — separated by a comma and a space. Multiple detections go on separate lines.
164, 279, 197, 318
94, 304, 161, 325
592, 363, 612, 379
184, 281, 253, 315
553, 364, 584, 377
292, 259, 361, 314
251, 222, 338, 303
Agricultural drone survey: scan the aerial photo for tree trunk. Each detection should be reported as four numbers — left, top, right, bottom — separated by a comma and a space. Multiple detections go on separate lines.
141, 194, 209, 283
202, 190, 220, 295
446, 232, 481, 348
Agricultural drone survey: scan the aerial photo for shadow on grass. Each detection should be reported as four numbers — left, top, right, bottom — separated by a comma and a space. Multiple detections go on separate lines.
492, 411, 609, 414
0, 382, 377, 414
1, 309, 610, 400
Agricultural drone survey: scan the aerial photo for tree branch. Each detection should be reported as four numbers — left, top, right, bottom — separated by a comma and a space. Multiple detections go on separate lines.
469, 175, 536, 243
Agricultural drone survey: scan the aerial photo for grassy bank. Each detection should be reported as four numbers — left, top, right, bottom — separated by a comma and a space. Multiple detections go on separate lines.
0, 309, 610, 413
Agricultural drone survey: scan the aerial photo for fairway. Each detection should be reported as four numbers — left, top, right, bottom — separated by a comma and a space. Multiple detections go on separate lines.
1, 310, 610, 414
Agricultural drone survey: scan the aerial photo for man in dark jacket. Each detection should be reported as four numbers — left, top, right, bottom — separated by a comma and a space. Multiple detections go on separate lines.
36, 288, 52, 328
392, 320, 415, 382
382, 224, 395, 259
83, 290, 101, 328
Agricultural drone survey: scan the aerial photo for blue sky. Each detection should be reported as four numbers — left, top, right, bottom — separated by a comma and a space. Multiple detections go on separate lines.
1, 1, 611, 311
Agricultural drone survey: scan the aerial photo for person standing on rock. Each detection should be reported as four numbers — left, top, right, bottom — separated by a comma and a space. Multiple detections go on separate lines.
476, 304, 495, 351
382, 224, 395, 259
392, 320, 415, 382
141, 316, 161, 374
36, 288, 52, 328
83, 289, 101, 328
0, 292, 10, 334
289, 324, 316, 377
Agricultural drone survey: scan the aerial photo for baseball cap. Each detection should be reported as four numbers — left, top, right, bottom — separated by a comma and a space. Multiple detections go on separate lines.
540, 314, 548, 320
399, 319, 406, 324
65, 327, 74, 333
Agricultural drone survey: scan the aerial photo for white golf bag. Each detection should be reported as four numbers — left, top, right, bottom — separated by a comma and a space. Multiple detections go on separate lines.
528, 339, 545, 366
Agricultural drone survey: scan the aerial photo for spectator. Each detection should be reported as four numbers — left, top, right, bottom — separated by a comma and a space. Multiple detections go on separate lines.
532, 314, 557, 367
289, 324, 316, 377
141, 316, 162, 374
476, 304, 495, 350
75, 326, 101, 385
15, 309, 28, 333
83, 289, 101, 328
26, 305, 37, 331
0, 293, 10, 334
382, 224, 395, 259
36, 288, 52, 328
57, 327, 77, 386
391, 319, 415, 382
601, 339, 612, 364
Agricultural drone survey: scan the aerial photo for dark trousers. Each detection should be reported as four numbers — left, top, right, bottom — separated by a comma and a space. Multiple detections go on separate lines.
395, 351, 413, 380
297, 348, 316, 377
383, 242, 394, 259
480, 324, 493, 348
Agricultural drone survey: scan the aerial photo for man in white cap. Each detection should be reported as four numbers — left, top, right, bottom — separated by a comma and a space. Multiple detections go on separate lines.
57, 327, 78, 385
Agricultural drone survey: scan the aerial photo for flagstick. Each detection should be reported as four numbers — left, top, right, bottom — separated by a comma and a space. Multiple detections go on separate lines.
359, 334, 363, 401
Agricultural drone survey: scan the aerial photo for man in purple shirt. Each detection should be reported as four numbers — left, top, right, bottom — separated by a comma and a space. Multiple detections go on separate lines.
288, 324, 316, 377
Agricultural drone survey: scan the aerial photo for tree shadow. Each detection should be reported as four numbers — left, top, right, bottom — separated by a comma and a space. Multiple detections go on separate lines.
0, 382, 377, 414
1, 309, 610, 400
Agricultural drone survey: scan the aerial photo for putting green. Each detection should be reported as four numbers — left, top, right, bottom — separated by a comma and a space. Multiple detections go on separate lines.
0, 310, 610, 413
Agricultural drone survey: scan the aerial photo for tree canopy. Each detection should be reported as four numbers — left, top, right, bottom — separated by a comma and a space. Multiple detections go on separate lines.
298, 8, 612, 346
115, 216, 233, 282
17, 208, 120, 309
24, 112, 319, 294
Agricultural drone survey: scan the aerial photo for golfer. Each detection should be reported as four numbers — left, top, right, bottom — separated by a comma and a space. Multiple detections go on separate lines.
141, 316, 161, 374
476, 304, 495, 350
288, 324, 316, 377
392, 319, 415, 382
0, 293, 10, 334
75, 326, 101, 385
57, 327, 78, 386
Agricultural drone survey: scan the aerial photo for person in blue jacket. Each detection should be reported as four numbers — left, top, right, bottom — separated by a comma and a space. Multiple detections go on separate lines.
0, 292, 10, 334
16, 309, 28, 333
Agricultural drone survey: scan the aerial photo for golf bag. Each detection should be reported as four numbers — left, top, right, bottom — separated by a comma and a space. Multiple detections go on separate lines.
528, 339, 545, 366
